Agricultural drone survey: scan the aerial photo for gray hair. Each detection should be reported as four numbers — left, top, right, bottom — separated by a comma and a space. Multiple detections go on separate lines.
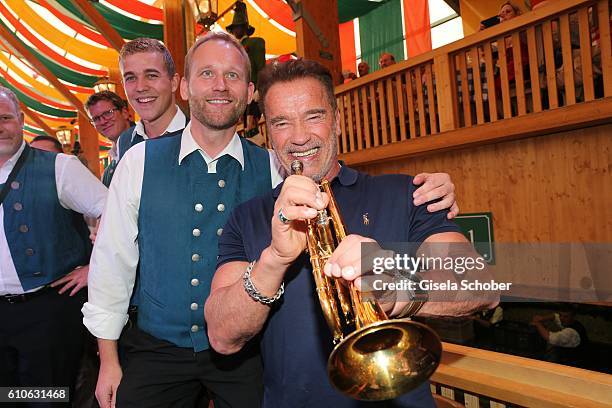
0, 86, 21, 114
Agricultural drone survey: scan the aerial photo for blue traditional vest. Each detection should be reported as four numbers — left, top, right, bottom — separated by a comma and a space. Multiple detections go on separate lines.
3, 147, 91, 291
117, 123, 189, 306
137, 133, 271, 351
117, 125, 137, 161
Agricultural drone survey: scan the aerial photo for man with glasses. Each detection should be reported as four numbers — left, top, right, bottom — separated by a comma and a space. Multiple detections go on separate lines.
85, 91, 133, 187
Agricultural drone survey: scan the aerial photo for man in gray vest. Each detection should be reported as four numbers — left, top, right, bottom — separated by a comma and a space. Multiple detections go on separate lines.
0, 86, 107, 402
84, 32, 459, 408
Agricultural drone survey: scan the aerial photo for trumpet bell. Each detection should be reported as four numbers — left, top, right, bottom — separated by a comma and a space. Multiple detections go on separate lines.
328, 319, 442, 401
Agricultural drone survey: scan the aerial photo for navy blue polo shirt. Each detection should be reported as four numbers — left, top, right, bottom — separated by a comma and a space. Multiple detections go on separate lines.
217, 165, 460, 407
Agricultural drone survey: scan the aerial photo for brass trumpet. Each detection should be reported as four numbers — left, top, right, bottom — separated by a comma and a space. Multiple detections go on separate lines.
291, 160, 441, 401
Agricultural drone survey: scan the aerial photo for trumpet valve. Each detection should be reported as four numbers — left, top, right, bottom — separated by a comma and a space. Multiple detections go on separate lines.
316, 210, 329, 225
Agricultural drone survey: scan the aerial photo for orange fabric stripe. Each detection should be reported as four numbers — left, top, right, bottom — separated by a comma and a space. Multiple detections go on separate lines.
339, 20, 356, 73
403, 0, 432, 57
251, 0, 295, 31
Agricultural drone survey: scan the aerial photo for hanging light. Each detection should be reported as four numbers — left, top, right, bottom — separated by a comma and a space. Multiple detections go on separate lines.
55, 126, 72, 146
187, 0, 219, 30
93, 77, 117, 94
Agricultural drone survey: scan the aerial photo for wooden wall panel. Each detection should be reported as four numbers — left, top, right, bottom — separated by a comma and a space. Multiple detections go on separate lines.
357, 124, 612, 243
295, 0, 342, 85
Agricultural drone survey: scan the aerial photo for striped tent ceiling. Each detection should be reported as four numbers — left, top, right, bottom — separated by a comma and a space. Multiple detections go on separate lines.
0, 0, 387, 153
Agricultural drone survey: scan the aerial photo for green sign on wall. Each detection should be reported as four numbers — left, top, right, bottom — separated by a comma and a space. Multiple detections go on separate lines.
454, 212, 495, 264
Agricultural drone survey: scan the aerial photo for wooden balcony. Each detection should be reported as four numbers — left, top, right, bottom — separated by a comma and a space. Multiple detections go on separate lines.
431, 342, 612, 407
333, 0, 611, 166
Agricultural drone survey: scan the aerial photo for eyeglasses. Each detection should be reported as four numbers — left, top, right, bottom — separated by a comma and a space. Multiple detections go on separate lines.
90, 108, 119, 124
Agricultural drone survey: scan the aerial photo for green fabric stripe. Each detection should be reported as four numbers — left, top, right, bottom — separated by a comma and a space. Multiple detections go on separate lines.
24, 124, 47, 135
93, 3, 163, 40
28, 47, 98, 88
0, 77, 77, 118
54, 0, 163, 40
48, 0, 86, 22
358, 0, 405, 72
338, 0, 389, 23
42, 0, 96, 28
0, 19, 99, 87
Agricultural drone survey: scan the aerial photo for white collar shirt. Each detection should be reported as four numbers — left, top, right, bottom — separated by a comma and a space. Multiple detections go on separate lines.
83, 124, 284, 339
0, 141, 108, 295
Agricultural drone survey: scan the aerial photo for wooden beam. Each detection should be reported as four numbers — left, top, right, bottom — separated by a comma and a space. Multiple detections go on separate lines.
20, 102, 55, 135
294, 0, 342, 85
71, 0, 125, 52
78, 114, 101, 177
164, 0, 188, 113
0, 23, 88, 119
433, 53, 457, 132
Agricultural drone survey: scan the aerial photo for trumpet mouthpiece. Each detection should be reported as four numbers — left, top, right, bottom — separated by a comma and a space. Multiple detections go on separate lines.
291, 160, 303, 175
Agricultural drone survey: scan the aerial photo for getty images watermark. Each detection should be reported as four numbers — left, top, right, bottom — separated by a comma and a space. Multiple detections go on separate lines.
359, 242, 512, 303
360, 242, 612, 303
370, 252, 512, 292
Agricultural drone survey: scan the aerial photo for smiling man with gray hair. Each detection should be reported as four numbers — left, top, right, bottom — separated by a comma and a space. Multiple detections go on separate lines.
0, 86, 107, 400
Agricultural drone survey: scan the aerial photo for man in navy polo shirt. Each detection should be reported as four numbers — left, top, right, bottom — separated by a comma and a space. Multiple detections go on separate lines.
85, 33, 459, 408
205, 59, 498, 407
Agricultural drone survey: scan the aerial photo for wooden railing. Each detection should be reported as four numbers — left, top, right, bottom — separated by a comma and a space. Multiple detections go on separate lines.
432, 343, 612, 407
334, 0, 611, 160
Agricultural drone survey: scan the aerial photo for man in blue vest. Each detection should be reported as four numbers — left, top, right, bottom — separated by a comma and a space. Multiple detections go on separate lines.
205, 59, 498, 407
116, 37, 188, 163
84, 31, 274, 408
92, 39, 188, 354
84, 33, 460, 408
0, 86, 108, 403
85, 91, 133, 187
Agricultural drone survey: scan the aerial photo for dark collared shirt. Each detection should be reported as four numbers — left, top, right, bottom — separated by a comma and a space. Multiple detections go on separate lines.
218, 166, 460, 407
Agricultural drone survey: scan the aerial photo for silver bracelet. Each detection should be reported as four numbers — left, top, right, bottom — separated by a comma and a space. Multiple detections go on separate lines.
243, 261, 284, 305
